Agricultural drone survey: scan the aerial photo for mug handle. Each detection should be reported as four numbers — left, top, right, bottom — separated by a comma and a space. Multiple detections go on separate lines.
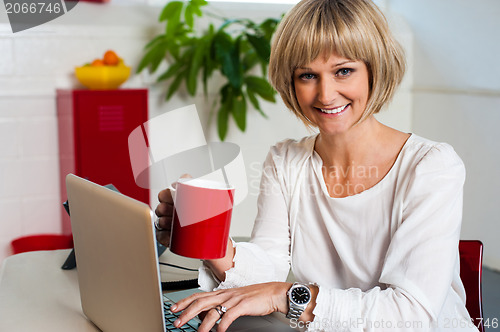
168, 185, 176, 202
170, 175, 193, 201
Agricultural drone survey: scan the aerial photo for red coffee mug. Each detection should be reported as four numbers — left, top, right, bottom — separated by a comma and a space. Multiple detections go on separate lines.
169, 178, 235, 259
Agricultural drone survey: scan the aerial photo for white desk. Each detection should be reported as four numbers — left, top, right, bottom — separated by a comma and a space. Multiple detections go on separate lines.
0, 248, 296, 332
0, 249, 200, 332
0, 250, 98, 331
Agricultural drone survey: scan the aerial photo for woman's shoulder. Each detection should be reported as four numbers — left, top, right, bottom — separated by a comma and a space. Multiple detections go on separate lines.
403, 134, 465, 175
269, 134, 318, 160
263, 134, 318, 176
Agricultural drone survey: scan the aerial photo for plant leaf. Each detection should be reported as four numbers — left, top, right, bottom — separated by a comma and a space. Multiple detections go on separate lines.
187, 38, 207, 95
246, 33, 270, 62
246, 87, 259, 110
143, 34, 164, 50
136, 39, 168, 73
191, 0, 208, 8
244, 76, 275, 102
231, 36, 243, 87
188, 0, 207, 17
157, 61, 183, 82
259, 18, 280, 40
219, 18, 239, 31
246, 88, 268, 118
217, 84, 233, 140
241, 48, 259, 73
165, 2, 184, 38
184, 4, 194, 29
217, 102, 230, 141
202, 24, 216, 95
231, 92, 246, 131
191, 5, 203, 17
213, 31, 242, 89
159, 1, 183, 22
166, 69, 186, 100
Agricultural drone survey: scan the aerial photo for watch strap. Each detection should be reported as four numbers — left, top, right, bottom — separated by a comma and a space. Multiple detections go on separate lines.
286, 303, 305, 319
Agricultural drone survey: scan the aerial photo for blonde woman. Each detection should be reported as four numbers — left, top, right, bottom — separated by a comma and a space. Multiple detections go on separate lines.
155, 0, 475, 330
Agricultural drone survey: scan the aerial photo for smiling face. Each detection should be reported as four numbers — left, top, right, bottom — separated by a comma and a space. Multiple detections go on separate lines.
293, 53, 370, 136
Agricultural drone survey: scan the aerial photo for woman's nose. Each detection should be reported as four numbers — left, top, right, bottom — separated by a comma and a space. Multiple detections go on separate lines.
317, 78, 338, 106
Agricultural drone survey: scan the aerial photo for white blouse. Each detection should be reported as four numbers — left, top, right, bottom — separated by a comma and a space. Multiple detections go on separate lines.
198, 134, 477, 331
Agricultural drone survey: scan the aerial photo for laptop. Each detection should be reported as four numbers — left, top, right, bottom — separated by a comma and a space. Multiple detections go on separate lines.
65, 174, 296, 332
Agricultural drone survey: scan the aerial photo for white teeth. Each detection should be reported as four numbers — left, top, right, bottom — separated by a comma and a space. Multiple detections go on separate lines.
319, 104, 348, 114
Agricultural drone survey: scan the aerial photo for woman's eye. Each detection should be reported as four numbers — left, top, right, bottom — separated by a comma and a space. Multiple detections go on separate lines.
299, 73, 316, 80
336, 68, 353, 77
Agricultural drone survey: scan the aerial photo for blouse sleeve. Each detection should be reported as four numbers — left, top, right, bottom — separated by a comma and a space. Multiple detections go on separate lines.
310, 143, 468, 331
198, 146, 292, 291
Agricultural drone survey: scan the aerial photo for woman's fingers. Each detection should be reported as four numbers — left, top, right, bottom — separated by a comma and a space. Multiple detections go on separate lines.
197, 301, 248, 332
173, 291, 220, 315
173, 290, 221, 311
155, 228, 171, 246
216, 307, 240, 332
171, 288, 258, 331
158, 189, 174, 205
155, 189, 174, 228
171, 283, 291, 331
197, 307, 227, 332
155, 202, 173, 219
179, 301, 236, 332
155, 188, 175, 246
172, 292, 226, 329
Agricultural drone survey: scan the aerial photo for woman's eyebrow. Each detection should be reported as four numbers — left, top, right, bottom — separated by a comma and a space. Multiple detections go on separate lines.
296, 60, 356, 71
334, 60, 356, 67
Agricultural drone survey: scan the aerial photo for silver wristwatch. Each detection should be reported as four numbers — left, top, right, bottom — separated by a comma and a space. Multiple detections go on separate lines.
286, 282, 312, 319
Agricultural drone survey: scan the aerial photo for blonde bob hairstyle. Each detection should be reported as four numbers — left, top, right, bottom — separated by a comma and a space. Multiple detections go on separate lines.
268, 0, 406, 127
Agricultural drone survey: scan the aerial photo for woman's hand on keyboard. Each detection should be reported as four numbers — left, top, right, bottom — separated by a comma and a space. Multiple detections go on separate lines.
169, 282, 293, 332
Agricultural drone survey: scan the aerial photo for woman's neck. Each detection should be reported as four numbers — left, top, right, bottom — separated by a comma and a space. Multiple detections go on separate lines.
314, 116, 384, 169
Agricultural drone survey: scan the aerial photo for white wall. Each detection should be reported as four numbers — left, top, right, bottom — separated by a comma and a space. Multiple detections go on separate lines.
0, 1, 413, 266
0, 5, 163, 264
387, 0, 500, 270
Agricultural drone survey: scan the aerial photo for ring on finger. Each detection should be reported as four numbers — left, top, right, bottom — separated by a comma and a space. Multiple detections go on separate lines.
154, 217, 164, 231
214, 305, 227, 318
214, 306, 224, 317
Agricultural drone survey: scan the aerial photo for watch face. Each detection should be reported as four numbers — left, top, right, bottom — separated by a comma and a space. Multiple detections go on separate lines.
291, 286, 311, 305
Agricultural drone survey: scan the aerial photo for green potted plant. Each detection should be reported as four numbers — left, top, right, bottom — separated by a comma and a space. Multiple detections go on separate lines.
137, 0, 281, 140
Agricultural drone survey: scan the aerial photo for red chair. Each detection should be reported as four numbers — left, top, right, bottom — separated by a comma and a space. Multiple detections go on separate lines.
459, 240, 484, 332
11, 234, 74, 255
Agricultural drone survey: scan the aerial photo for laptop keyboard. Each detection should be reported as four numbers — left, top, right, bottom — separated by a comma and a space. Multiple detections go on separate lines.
163, 294, 201, 332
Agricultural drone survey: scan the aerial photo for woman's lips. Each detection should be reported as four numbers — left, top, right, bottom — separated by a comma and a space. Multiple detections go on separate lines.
315, 104, 350, 116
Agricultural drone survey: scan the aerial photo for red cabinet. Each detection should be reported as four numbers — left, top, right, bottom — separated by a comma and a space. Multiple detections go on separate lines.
57, 89, 149, 234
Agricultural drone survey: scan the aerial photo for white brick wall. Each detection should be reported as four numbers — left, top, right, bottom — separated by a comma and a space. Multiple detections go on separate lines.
0, 3, 164, 263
